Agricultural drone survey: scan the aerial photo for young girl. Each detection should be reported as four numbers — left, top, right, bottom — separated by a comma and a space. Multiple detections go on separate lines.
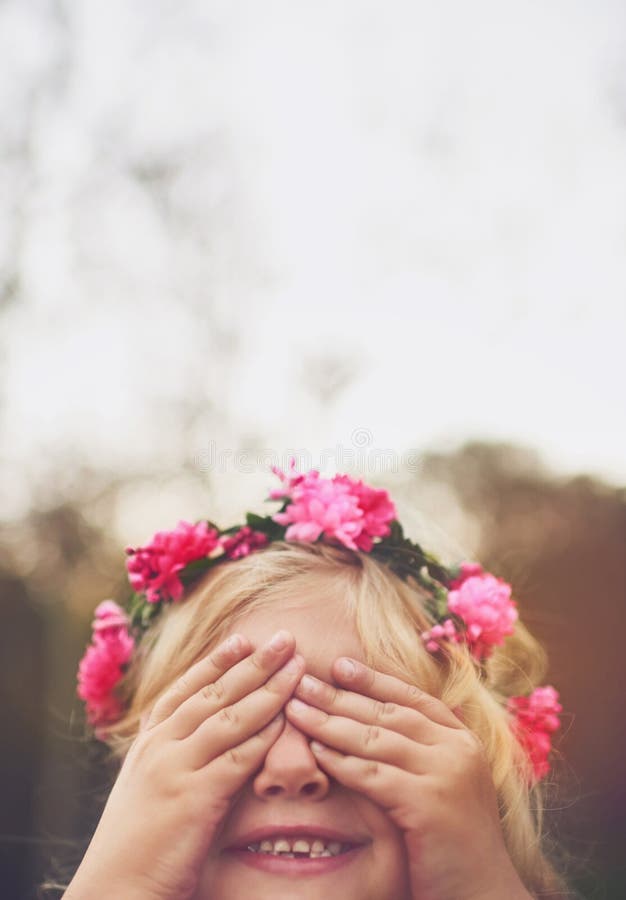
63, 464, 572, 899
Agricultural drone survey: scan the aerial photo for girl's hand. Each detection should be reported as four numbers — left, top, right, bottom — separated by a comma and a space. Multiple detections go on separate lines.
285, 659, 532, 900
65, 630, 304, 900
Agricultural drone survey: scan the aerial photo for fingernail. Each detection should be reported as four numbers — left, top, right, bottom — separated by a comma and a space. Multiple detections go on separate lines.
300, 674, 318, 694
226, 634, 242, 652
269, 630, 290, 651
337, 658, 356, 678
283, 656, 300, 674
288, 697, 309, 714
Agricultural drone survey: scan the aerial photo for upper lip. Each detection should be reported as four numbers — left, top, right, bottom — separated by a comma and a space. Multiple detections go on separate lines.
225, 824, 371, 850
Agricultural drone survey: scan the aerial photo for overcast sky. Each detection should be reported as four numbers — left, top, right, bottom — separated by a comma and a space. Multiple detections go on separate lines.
1, 1, 625, 523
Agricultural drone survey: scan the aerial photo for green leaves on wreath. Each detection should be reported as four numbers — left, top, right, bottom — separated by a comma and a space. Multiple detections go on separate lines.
372, 520, 450, 588
245, 512, 286, 541
127, 591, 161, 631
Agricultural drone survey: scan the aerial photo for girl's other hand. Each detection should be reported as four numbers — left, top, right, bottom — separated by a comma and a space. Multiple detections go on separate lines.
286, 660, 533, 900
64, 630, 304, 900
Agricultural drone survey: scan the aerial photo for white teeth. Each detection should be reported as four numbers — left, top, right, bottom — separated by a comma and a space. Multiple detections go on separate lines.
292, 840, 311, 853
245, 836, 348, 857
274, 839, 291, 853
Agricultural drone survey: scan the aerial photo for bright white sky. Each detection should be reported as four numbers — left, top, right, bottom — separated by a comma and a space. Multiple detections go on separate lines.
1, 0, 625, 523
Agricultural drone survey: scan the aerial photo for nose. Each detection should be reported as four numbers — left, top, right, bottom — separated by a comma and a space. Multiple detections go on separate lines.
253, 718, 330, 800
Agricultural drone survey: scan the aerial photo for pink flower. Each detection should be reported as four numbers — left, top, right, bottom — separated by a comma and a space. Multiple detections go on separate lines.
333, 475, 396, 551
421, 618, 464, 653
448, 561, 484, 590
220, 526, 269, 559
77, 600, 135, 737
91, 598, 129, 631
269, 457, 307, 499
273, 475, 363, 548
125, 520, 219, 603
446, 571, 518, 660
507, 686, 563, 781
271, 466, 396, 552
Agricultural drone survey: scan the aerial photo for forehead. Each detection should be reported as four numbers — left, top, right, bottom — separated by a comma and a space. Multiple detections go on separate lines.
227, 592, 365, 682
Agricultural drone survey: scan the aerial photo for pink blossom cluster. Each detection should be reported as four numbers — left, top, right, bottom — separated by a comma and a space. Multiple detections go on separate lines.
507, 686, 563, 781
271, 462, 396, 552
447, 564, 519, 660
421, 618, 464, 652
220, 525, 269, 559
76, 600, 135, 737
125, 520, 220, 603
125, 520, 270, 603
421, 562, 518, 661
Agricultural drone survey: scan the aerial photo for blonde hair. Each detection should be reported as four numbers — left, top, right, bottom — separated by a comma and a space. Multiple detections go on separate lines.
100, 540, 573, 897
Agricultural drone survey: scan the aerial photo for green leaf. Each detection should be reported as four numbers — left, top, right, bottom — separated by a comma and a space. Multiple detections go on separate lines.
179, 557, 214, 585
245, 512, 286, 541
140, 602, 160, 628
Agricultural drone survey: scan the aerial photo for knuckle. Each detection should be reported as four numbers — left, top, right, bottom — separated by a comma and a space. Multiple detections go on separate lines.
201, 679, 225, 703
363, 758, 380, 780
406, 684, 423, 705
364, 723, 381, 748
217, 705, 239, 728
208, 647, 224, 667
224, 745, 244, 768
249, 651, 267, 674
173, 673, 191, 696
372, 699, 389, 720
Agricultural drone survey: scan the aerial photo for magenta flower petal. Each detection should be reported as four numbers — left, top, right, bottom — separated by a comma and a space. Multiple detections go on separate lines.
220, 526, 269, 560
447, 572, 518, 660
76, 600, 135, 732
270, 466, 396, 553
507, 685, 563, 782
125, 520, 219, 603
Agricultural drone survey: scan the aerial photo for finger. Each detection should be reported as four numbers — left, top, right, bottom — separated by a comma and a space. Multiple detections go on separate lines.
153, 631, 294, 738
164, 630, 297, 740
194, 712, 286, 804
294, 674, 441, 744
307, 740, 418, 819
332, 658, 465, 730
183, 653, 306, 770
285, 697, 429, 773
145, 633, 253, 729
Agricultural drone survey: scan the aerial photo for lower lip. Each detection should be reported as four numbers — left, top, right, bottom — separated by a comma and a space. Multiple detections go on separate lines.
226, 844, 366, 876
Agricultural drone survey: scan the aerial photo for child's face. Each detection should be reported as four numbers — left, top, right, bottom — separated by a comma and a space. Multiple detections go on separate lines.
193, 590, 412, 899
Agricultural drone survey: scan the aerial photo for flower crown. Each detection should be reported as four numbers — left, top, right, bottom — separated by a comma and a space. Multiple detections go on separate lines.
77, 462, 563, 782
